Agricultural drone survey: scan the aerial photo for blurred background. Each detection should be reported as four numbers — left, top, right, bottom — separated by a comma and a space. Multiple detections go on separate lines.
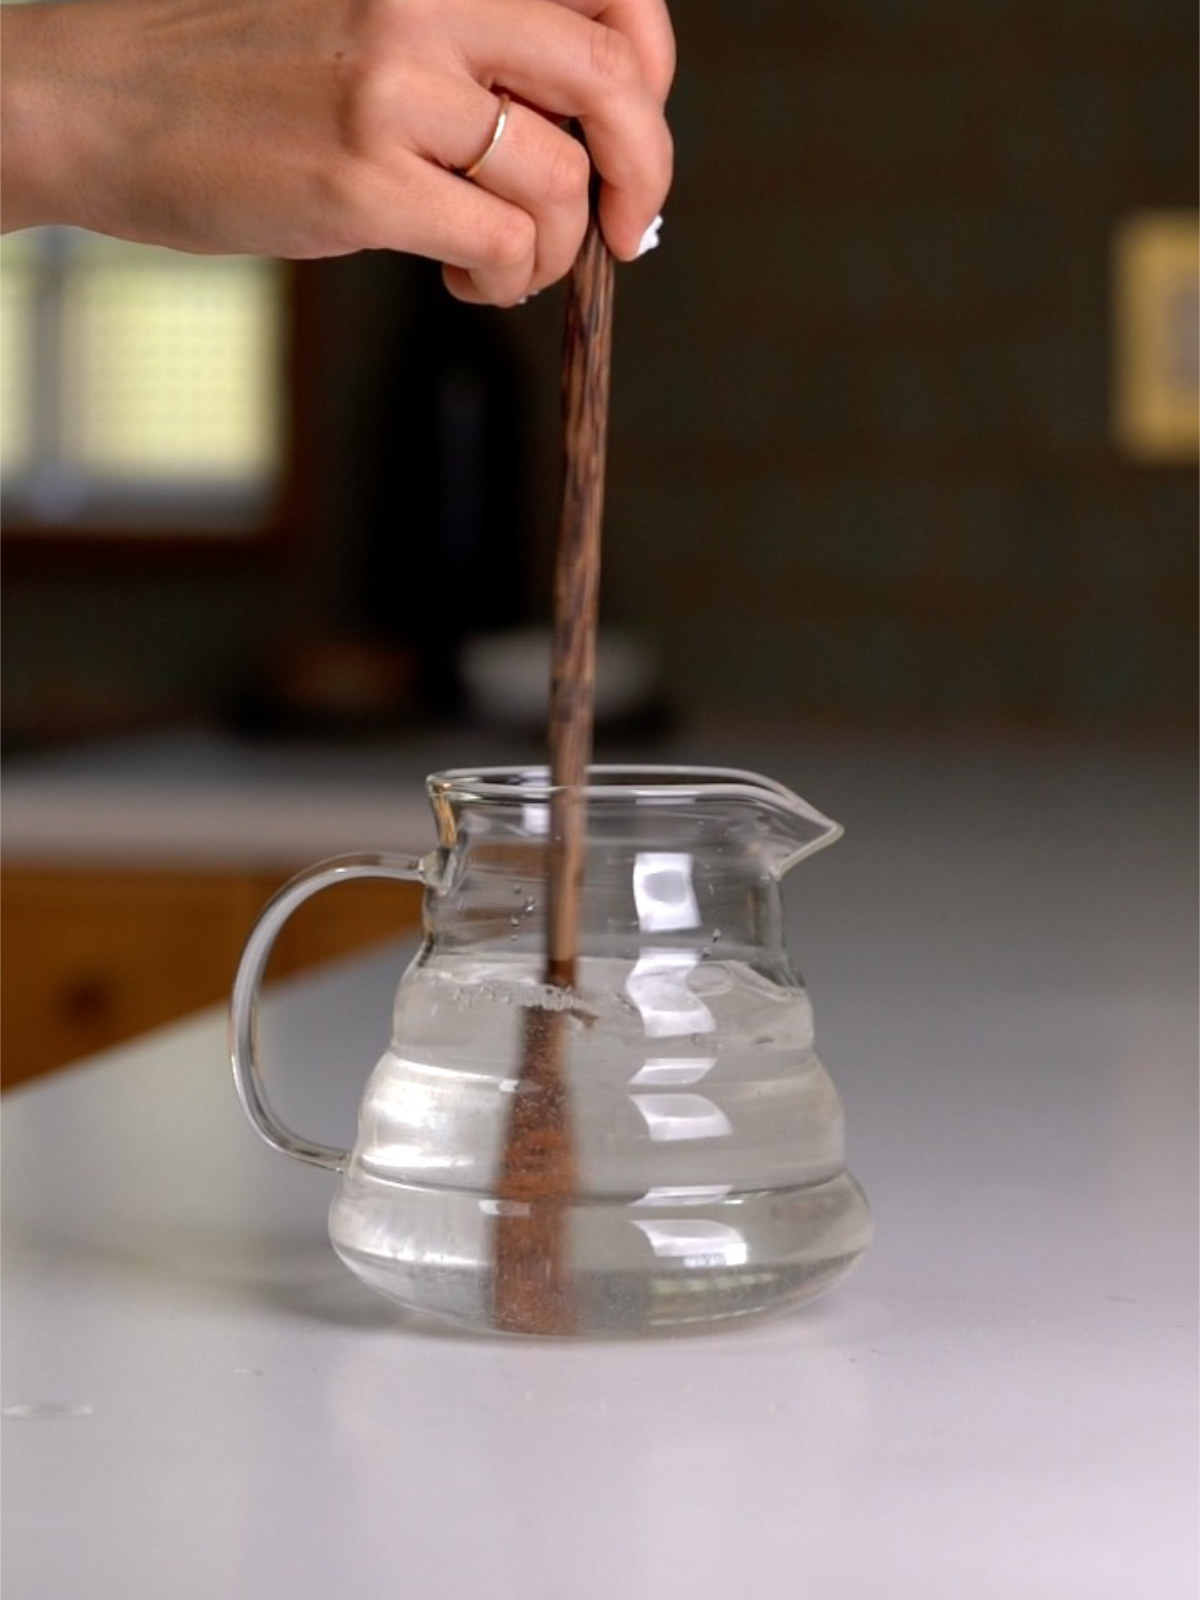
2, 0, 1197, 1081
3, 0, 1197, 739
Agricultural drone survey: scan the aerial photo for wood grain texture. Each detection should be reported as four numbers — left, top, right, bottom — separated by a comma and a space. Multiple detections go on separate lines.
546, 211, 614, 984
492, 210, 614, 1335
0, 869, 422, 1090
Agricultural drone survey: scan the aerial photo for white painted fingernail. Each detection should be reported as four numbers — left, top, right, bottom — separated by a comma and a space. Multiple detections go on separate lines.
635, 214, 663, 259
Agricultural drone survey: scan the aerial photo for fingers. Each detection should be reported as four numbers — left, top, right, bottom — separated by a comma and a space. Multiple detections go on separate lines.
449, 0, 673, 263
550, 0, 676, 102
354, 150, 539, 305
334, 0, 674, 304
361, 77, 590, 303
0, 0, 672, 283
444, 97, 592, 300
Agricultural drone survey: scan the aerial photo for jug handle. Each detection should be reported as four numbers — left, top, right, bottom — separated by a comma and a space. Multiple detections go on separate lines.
229, 853, 429, 1172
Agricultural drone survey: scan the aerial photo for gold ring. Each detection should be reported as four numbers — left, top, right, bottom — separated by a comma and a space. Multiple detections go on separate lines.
460, 93, 511, 181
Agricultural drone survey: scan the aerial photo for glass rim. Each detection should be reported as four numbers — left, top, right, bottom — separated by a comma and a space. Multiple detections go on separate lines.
427, 764, 808, 807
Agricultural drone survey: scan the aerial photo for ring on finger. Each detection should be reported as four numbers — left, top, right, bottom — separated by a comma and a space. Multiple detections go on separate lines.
459, 93, 512, 182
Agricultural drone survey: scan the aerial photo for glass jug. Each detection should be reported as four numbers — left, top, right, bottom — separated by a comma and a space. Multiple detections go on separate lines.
230, 766, 871, 1336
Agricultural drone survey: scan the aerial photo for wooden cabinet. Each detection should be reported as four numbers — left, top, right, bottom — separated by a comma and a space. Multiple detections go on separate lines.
1, 868, 423, 1090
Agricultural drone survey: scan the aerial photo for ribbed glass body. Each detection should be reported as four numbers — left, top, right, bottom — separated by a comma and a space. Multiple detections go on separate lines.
325, 767, 870, 1335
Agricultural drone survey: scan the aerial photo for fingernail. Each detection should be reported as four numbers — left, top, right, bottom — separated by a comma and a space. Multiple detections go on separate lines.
635, 214, 663, 259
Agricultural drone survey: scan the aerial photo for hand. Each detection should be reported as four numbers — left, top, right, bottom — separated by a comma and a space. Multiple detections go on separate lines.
0, 0, 674, 304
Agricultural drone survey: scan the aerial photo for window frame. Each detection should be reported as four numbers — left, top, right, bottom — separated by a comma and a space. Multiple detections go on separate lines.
1, 246, 318, 570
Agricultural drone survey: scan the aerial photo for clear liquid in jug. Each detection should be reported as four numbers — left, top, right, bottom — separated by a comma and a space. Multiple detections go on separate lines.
329, 947, 871, 1335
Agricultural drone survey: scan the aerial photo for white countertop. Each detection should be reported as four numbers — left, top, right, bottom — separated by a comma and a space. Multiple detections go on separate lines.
3, 734, 1196, 1598
1, 729, 463, 870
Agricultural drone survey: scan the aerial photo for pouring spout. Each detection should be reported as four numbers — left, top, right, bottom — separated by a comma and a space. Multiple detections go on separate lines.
428, 763, 841, 879
723, 770, 843, 876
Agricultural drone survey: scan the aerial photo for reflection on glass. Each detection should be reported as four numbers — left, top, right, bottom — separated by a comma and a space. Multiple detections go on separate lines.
521, 801, 549, 837
632, 1218, 749, 1268
631, 1093, 733, 1142
630, 1055, 717, 1086
638, 1184, 733, 1205
633, 851, 700, 932
624, 949, 715, 1039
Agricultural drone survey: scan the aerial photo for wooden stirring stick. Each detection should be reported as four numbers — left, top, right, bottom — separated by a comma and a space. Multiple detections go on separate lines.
491, 208, 615, 1336
544, 208, 615, 991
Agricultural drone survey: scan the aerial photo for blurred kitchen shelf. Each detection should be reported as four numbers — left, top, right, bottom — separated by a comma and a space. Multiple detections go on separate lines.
0, 728, 449, 1087
1, 866, 422, 1091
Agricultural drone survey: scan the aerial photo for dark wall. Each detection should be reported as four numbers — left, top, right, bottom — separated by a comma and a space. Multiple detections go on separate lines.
3, 0, 1196, 743
598, 0, 1197, 727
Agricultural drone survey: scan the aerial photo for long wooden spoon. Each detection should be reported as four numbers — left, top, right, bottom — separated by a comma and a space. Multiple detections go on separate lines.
491, 208, 615, 1335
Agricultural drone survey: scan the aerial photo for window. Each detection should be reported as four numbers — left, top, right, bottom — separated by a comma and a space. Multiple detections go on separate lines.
1, 228, 287, 538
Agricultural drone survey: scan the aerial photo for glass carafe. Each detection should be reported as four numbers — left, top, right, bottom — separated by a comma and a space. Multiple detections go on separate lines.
230, 766, 871, 1336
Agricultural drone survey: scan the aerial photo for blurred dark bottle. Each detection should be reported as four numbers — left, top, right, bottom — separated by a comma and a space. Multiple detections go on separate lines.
355, 257, 529, 715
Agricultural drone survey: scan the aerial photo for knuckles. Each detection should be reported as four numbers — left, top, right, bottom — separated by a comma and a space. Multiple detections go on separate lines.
284, 0, 667, 271
477, 204, 537, 272
587, 24, 639, 97
542, 133, 592, 207
326, 41, 395, 162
